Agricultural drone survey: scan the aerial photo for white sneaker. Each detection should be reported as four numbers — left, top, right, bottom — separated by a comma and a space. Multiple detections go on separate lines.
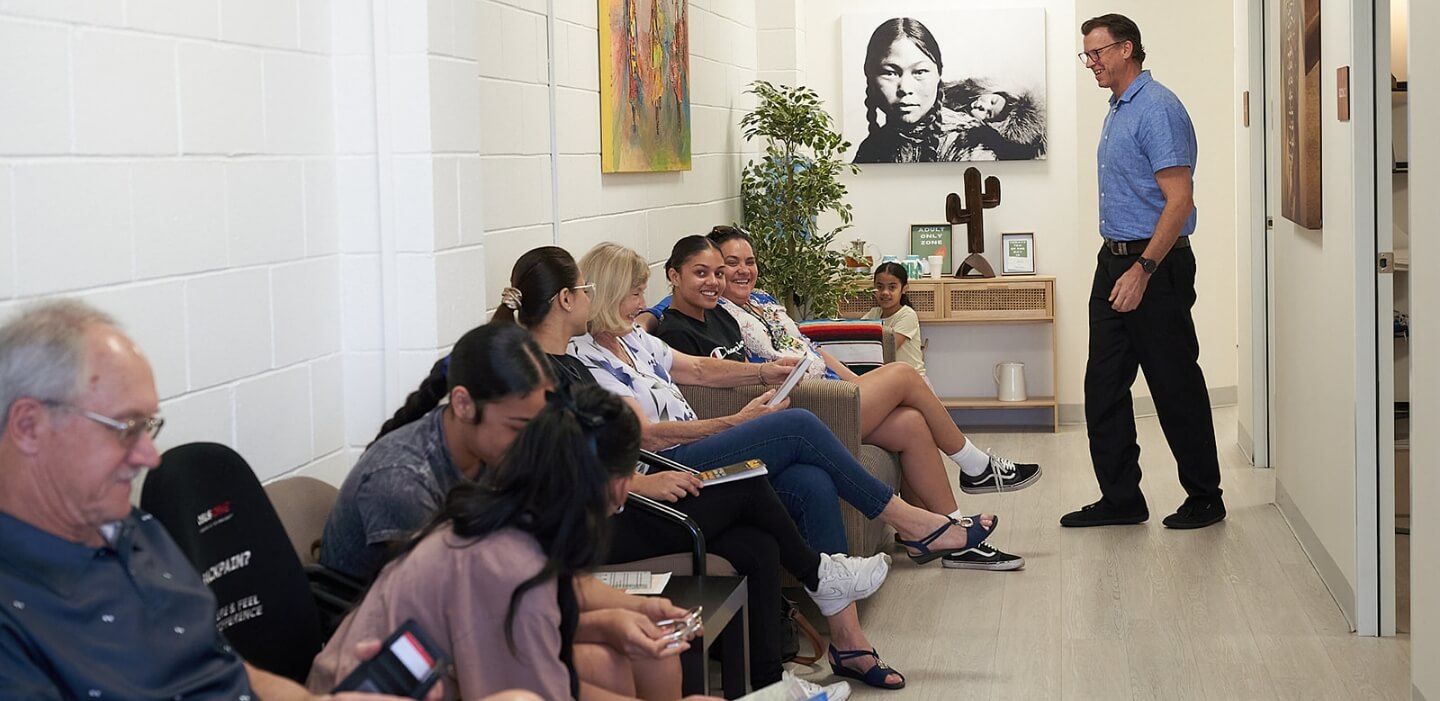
783, 670, 852, 701
805, 552, 891, 617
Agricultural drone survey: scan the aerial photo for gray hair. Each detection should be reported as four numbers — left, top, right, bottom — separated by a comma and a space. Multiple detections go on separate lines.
0, 299, 117, 439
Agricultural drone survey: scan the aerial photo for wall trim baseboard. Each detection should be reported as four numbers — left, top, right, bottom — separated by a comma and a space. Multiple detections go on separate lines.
1275, 480, 1357, 629
1058, 384, 1239, 425
1238, 421, 1256, 465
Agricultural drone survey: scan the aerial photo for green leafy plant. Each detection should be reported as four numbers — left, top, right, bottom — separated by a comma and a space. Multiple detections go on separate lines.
740, 81, 864, 319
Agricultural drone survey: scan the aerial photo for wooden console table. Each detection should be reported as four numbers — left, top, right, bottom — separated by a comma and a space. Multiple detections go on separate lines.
839, 275, 1058, 431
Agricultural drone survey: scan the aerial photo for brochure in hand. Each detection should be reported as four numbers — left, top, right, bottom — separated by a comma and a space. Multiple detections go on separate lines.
765, 354, 813, 407
697, 459, 768, 487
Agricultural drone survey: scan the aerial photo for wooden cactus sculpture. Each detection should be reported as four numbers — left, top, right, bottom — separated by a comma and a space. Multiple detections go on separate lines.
945, 166, 1002, 278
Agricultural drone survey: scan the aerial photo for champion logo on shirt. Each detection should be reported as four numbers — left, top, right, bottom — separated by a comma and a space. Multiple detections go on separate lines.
709, 341, 745, 360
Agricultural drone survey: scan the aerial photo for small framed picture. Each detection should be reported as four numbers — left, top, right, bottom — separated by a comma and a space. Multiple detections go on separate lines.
1001, 232, 1036, 275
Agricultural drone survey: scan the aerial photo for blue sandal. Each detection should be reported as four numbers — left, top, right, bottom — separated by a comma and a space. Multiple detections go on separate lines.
897, 514, 999, 564
829, 645, 906, 690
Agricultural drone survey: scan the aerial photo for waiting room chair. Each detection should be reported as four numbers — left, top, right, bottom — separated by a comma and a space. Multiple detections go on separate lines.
263, 475, 367, 633
139, 442, 326, 683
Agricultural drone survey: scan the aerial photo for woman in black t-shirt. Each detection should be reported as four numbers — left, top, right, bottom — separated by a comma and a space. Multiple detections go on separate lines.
652, 236, 748, 362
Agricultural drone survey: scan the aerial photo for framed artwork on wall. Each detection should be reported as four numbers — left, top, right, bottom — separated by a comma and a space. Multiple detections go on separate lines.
1280, 0, 1322, 229
840, 8, 1048, 165
599, 0, 691, 173
1001, 232, 1035, 275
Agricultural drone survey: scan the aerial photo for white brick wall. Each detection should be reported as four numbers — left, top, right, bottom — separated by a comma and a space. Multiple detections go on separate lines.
0, 3, 347, 483
1, 0, 763, 487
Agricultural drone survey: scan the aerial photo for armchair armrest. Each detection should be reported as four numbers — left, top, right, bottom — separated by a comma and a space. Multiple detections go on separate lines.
677, 380, 865, 456
639, 449, 700, 475
625, 493, 708, 576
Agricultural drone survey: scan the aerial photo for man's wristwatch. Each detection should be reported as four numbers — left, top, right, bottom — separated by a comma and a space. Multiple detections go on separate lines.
1136, 256, 1159, 274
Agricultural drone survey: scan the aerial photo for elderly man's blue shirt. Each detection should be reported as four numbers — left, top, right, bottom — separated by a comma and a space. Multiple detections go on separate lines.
1097, 70, 1199, 241
0, 509, 254, 700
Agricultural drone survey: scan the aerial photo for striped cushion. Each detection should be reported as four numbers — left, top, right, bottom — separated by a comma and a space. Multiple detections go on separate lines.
797, 320, 885, 375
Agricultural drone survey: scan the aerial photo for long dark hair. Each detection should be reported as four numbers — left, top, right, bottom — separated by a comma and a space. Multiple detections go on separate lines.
373, 322, 551, 442
395, 384, 640, 649
665, 234, 721, 275
864, 17, 945, 157
492, 246, 582, 328
874, 261, 913, 308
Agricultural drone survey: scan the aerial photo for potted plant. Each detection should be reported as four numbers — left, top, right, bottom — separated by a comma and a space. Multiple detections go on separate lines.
740, 81, 865, 319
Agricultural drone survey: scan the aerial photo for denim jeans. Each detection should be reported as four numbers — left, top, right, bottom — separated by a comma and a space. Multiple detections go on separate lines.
661, 409, 895, 554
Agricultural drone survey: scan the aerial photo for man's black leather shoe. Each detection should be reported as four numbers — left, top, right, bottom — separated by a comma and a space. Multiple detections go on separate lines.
1060, 499, 1149, 527
1162, 500, 1226, 529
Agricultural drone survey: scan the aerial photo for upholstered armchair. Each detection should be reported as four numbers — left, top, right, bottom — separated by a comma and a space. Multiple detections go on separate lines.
677, 379, 901, 556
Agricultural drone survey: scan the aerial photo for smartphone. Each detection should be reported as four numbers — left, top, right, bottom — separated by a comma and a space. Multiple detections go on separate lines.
333, 619, 449, 699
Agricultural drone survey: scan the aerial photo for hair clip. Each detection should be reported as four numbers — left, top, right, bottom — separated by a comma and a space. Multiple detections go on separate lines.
500, 287, 524, 310
545, 389, 606, 429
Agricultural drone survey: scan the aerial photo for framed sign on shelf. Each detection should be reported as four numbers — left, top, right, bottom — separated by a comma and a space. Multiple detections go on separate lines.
909, 224, 952, 274
1001, 232, 1035, 275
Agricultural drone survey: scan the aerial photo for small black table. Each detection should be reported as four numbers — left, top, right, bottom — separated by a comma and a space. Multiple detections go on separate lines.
660, 575, 749, 698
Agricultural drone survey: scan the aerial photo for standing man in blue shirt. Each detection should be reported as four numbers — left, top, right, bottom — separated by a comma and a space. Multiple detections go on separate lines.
1060, 14, 1225, 530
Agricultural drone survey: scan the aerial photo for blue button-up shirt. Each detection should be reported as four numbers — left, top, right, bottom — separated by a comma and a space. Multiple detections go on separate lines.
1097, 70, 1198, 241
0, 509, 254, 701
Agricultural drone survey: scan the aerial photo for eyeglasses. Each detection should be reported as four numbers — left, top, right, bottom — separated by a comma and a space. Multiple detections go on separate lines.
1077, 41, 1124, 66
550, 284, 596, 304
45, 401, 165, 446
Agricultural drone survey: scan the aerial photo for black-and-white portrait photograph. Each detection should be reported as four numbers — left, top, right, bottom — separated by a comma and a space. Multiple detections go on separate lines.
841, 9, 1048, 164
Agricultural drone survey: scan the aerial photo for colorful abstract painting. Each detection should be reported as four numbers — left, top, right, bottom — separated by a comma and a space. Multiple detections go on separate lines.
599, 0, 691, 173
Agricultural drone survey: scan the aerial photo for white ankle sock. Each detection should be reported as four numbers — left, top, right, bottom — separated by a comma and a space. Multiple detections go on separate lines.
951, 440, 991, 476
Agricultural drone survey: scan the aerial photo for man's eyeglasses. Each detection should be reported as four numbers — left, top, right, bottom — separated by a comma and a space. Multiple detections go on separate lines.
1077, 41, 1124, 66
45, 401, 164, 445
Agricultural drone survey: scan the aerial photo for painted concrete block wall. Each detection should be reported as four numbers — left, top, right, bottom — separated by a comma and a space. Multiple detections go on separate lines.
0, 1, 345, 483
479, 0, 757, 303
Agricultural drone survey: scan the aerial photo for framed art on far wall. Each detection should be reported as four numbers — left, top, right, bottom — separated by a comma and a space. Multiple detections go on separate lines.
1001, 232, 1035, 275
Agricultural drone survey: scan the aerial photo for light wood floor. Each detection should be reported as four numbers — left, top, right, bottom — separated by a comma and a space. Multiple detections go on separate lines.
791, 407, 1412, 700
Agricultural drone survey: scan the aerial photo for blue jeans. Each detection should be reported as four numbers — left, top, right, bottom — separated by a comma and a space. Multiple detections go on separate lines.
661, 409, 894, 554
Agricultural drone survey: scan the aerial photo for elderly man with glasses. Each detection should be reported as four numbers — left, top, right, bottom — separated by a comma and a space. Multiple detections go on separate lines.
0, 300, 527, 701
1061, 14, 1225, 530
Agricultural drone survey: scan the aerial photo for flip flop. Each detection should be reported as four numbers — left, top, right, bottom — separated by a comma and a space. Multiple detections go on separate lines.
896, 514, 998, 565
829, 645, 906, 690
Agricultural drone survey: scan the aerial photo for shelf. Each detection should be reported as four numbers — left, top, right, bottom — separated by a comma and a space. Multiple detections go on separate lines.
913, 317, 1053, 326
939, 396, 1056, 409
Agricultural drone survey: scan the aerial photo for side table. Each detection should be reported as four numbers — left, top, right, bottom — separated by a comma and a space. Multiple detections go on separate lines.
660, 575, 749, 698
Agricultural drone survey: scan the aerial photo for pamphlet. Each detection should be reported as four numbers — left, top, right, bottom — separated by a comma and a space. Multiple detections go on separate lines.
766, 354, 813, 407
697, 459, 768, 487
593, 571, 672, 595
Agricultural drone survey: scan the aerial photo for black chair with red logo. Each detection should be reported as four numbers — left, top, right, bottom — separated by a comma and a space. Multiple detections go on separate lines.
140, 442, 326, 683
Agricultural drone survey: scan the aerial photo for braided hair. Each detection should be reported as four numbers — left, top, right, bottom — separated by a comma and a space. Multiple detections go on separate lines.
373, 322, 551, 442
863, 16, 945, 158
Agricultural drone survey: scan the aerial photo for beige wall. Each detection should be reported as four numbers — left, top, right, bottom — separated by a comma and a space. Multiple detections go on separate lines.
1409, 0, 1437, 693
1265, 0, 1374, 624
802, 0, 1238, 412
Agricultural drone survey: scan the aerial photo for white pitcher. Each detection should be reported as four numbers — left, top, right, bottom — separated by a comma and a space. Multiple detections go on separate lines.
994, 362, 1027, 402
